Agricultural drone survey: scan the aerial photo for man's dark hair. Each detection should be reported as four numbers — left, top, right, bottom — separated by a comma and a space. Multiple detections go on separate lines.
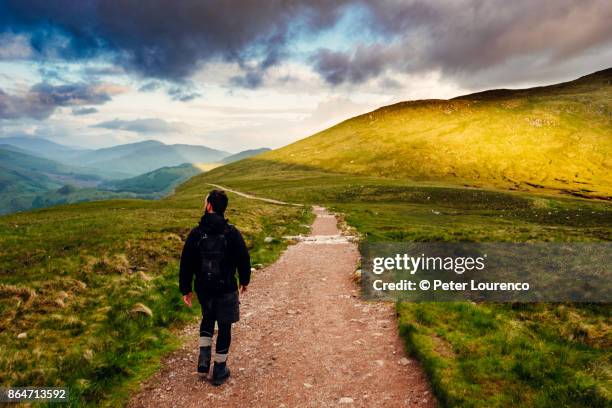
206, 189, 228, 214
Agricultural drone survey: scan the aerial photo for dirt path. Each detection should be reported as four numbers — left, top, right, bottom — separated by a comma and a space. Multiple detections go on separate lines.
129, 205, 435, 407
206, 183, 303, 206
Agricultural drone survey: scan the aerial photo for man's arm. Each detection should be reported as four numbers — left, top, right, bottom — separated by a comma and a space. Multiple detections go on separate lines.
231, 227, 251, 289
179, 229, 199, 296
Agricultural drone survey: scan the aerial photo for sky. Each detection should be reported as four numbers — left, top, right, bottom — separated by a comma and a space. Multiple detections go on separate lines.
0, 0, 611, 153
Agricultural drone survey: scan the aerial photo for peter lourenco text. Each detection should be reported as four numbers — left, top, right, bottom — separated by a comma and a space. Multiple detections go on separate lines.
373, 279, 530, 292
371, 253, 486, 275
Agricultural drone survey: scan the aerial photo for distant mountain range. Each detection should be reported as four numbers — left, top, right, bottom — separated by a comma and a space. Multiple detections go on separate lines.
0, 137, 233, 177
0, 137, 270, 214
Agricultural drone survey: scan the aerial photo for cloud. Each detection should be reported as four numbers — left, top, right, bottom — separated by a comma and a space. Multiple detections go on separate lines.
138, 81, 162, 92
138, 81, 200, 101
167, 86, 201, 102
0, 0, 610, 91
0, 0, 350, 85
72, 107, 98, 115
311, 44, 399, 85
314, 0, 612, 87
0, 82, 123, 120
92, 118, 189, 134
0, 33, 33, 59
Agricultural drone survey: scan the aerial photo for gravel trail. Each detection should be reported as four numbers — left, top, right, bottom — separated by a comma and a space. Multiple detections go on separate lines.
129, 203, 435, 407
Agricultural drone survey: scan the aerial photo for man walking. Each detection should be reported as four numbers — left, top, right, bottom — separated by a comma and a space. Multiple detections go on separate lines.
179, 189, 251, 385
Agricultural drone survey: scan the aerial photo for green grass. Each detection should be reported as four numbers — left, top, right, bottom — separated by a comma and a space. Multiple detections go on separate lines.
397, 302, 610, 407
0, 176, 313, 406
196, 160, 611, 407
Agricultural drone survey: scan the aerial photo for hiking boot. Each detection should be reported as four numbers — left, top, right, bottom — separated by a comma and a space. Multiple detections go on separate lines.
197, 347, 211, 374
212, 362, 230, 386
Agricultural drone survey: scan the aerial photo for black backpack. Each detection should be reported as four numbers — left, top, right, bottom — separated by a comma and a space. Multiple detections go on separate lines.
197, 228, 228, 291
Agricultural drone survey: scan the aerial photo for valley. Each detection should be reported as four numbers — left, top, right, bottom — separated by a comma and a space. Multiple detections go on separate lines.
0, 138, 269, 215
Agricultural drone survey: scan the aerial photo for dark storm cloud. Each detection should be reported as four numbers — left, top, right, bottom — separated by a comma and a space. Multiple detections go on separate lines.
1, 0, 610, 89
92, 118, 188, 134
0, 83, 118, 120
313, 0, 612, 86
0, 0, 350, 84
230, 47, 287, 89
311, 45, 398, 85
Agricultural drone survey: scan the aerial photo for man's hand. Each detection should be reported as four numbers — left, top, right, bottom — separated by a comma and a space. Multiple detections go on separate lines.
240, 284, 248, 294
182, 292, 193, 307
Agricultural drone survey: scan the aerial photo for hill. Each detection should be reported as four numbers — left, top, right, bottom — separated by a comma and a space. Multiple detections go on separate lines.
244, 68, 611, 199
0, 147, 102, 214
99, 163, 201, 194
23, 164, 202, 213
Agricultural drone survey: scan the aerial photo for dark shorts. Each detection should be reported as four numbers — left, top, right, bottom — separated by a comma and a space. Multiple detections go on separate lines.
197, 291, 240, 324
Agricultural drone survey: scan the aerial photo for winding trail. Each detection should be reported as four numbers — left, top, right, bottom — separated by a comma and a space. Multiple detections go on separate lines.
206, 183, 304, 206
129, 194, 435, 407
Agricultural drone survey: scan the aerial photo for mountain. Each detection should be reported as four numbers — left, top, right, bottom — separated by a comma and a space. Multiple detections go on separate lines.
0, 137, 248, 214
68, 140, 163, 165
0, 136, 90, 162
98, 163, 201, 194
222, 68, 611, 200
68, 140, 229, 176
0, 147, 102, 214
0, 137, 231, 177
0, 149, 202, 214
221, 147, 271, 164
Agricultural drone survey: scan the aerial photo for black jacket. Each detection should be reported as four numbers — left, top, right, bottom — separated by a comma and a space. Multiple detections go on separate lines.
179, 212, 251, 295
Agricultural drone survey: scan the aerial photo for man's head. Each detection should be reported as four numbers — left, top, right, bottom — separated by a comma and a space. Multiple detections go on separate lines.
205, 189, 228, 214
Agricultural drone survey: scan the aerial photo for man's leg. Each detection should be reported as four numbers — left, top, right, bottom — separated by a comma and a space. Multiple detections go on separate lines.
212, 322, 232, 385
198, 315, 215, 374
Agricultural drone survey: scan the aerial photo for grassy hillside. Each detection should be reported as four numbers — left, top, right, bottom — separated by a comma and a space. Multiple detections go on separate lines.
0, 147, 103, 214
252, 68, 611, 199
99, 163, 201, 194
0, 175, 312, 405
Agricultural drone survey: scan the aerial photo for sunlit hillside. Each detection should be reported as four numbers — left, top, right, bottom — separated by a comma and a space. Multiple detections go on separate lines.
250, 68, 611, 199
